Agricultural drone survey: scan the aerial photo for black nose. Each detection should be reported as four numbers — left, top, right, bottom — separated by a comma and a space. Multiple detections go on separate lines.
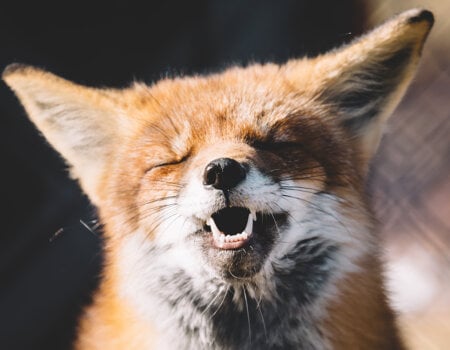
203, 158, 247, 191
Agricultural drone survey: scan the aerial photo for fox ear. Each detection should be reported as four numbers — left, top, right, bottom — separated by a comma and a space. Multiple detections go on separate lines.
294, 9, 433, 164
2, 65, 129, 204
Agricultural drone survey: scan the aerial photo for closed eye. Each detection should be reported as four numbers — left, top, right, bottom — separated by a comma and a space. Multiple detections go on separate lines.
148, 154, 190, 171
251, 140, 301, 151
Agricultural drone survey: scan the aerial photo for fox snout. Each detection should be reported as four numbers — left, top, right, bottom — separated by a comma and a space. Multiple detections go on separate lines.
199, 153, 273, 252
174, 146, 291, 279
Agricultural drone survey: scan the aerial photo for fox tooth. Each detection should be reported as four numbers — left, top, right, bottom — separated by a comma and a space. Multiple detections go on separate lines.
244, 213, 253, 235
208, 217, 221, 237
251, 209, 257, 222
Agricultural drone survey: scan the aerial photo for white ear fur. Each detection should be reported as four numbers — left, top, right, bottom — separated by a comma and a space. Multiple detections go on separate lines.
3, 65, 124, 204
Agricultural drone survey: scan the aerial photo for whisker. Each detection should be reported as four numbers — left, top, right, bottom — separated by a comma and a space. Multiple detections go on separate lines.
201, 287, 224, 317
281, 173, 328, 182
280, 185, 350, 205
256, 293, 268, 343
210, 286, 230, 319
163, 211, 184, 234
268, 209, 281, 237
144, 210, 179, 234
139, 203, 178, 214
137, 195, 179, 207
279, 184, 318, 192
280, 193, 352, 236
146, 179, 184, 187
242, 286, 252, 346
108, 203, 178, 234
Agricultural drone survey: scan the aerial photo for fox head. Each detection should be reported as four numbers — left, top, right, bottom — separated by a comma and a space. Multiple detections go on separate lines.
3, 9, 433, 348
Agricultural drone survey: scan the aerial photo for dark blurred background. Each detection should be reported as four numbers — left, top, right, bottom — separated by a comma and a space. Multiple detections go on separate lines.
0, 1, 448, 349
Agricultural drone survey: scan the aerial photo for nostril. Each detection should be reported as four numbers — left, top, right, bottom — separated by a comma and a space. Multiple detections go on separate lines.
203, 163, 221, 187
203, 158, 246, 190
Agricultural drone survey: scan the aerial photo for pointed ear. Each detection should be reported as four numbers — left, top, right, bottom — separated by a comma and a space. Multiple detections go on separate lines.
2, 64, 130, 204
291, 9, 434, 165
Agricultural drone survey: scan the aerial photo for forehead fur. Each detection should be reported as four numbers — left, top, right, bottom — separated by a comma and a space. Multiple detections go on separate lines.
134, 62, 320, 122
124, 61, 339, 151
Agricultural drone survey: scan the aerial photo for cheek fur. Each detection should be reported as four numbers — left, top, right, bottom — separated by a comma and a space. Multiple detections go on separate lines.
135, 166, 186, 237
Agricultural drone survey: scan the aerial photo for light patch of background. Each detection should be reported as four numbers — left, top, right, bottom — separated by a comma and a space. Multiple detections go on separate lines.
367, 1, 450, 349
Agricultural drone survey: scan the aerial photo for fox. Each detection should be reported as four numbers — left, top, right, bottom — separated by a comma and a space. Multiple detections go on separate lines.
2, 8, 434, 350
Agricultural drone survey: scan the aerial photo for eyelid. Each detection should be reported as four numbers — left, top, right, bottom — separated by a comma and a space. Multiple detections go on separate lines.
252, 140, 299, 151
152, 162, 174, 169
150, 153, 190, 170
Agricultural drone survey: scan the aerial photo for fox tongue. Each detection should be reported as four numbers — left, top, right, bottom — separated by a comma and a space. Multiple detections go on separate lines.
208, 213, 253, 250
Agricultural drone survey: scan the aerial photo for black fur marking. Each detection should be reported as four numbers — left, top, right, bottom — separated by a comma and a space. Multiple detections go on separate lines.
324, 46, 413, 133
156, 238, 337, 349
210, 238, 336, 349
407, 10, 434, 25
272, 238, 337, 306
2, 63, 29, 78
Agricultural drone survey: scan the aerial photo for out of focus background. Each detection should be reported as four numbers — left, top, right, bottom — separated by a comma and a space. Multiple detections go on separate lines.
0, 1, 448, 349
368, 2, 450, 349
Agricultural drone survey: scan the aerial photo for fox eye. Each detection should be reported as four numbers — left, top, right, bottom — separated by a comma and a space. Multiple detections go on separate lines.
251, 140, 299, 151
152, 162, 174, 169
150, 154, 189, 171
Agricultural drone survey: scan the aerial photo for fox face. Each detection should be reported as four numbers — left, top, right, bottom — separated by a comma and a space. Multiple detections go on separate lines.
119, 70, 349, 282
3, 9, 433, 350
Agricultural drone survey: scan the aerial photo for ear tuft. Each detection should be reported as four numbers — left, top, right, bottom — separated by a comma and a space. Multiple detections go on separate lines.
2, 63, 30, 79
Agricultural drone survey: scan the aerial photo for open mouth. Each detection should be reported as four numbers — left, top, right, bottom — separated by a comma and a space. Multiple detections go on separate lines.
201, 207, 288, 279
206, 207, 255, 249
204, 207, 286, 250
